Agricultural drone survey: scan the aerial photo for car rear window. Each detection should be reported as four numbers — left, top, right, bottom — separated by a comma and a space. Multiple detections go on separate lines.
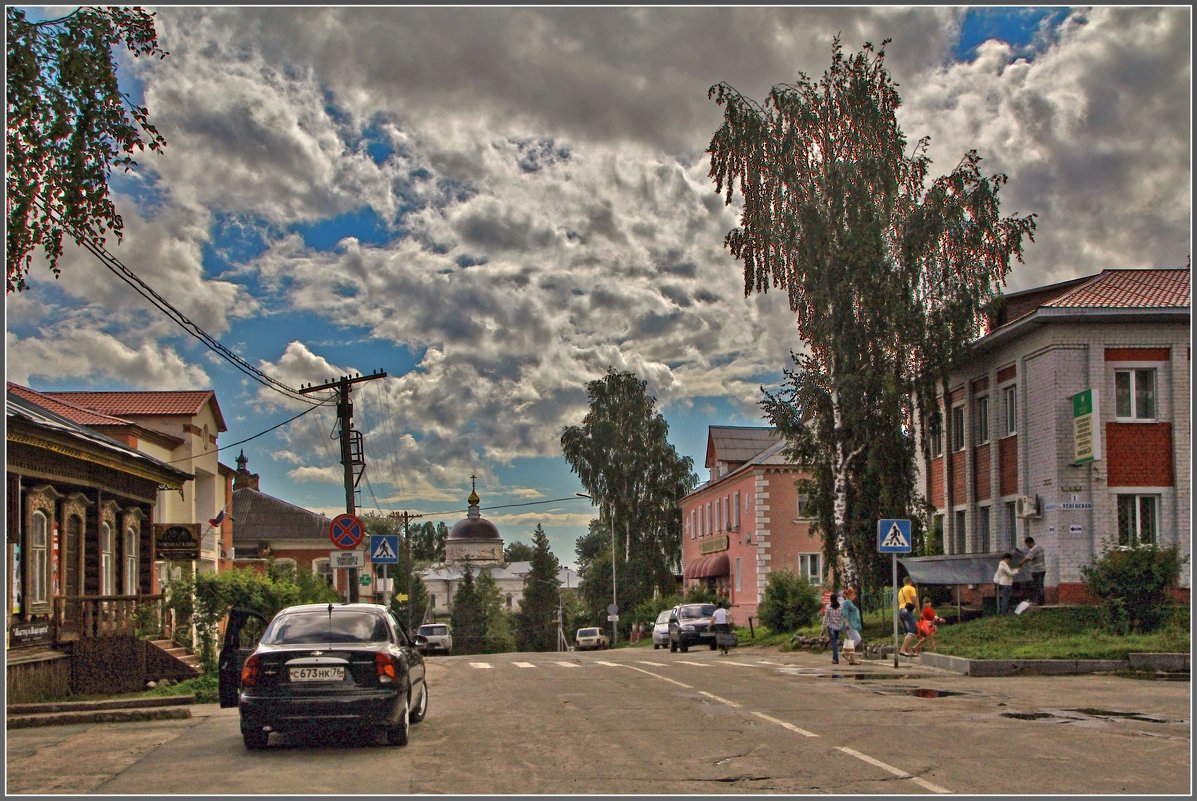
263, 610, 391, 644
577, 628, 599, 637
681, 605, 716, 619
419, 625, 448, 635
656, 610, 671, 623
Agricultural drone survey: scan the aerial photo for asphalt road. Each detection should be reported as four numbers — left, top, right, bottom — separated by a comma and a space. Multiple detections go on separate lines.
5, 644, 1191, 795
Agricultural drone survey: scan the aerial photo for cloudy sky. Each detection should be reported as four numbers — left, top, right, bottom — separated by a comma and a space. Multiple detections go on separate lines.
6, 5, 1191, 566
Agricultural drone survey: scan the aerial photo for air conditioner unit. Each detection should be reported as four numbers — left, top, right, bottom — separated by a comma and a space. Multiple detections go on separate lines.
1016, 495, 1041, 518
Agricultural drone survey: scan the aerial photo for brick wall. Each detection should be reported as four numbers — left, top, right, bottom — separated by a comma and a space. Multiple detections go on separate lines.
998, 436, 1018, 496
1106, 423, 1174, 486
929, 457, 944, 507
973, 443, 992, 500
950, 451, 966, 501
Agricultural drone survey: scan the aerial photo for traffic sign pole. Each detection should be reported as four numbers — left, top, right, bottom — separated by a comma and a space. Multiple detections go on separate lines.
892, 553, 899, 669
877, 519, 912, 670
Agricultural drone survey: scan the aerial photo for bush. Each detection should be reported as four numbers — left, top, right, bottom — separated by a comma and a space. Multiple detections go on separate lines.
1081, 543, 1185, 633
757, 570, 821, 633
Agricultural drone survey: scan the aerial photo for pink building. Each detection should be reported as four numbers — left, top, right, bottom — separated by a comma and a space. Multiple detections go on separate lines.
679, 426, 824, 620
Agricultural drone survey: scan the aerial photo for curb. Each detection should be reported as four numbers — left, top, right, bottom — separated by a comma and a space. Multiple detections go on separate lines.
919, 652, 1190, 677
7, 694, 196, 716
6, 706, 192, 730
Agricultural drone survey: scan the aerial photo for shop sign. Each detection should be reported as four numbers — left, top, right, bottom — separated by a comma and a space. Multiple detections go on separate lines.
155, 523, 201, 561
699, 535, 729, 554
10, 621, 51, 646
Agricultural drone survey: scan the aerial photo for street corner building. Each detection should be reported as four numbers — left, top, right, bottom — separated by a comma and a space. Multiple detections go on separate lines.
679, 426, 823, 620
6, 384, 194, 701
914, 267, 1191, 604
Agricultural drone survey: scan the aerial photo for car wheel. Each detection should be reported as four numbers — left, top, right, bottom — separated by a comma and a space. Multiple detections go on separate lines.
653, 643, 659, 650
709, 643, 717, 650
669, 638, 677, 653
410, 682, 429, 724
386, 695, 410, 746
242, 728, 269, 750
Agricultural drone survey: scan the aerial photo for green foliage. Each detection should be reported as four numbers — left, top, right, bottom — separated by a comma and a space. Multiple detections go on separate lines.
504, 541, 537, 563
142, 673, 219, 704
513, 524, 562, 652
6, 7, 168, 292
757, 570, 822, 633
562, 368, 697, 637
709, 38, 1035, 590
474, 568, 515, 653
1081, 543, 1185, 633
450, 568, 486, 655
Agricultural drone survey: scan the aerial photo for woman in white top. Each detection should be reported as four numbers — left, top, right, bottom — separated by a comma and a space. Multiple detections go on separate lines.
993, 553, 1021, 614
710, 601, 734, 655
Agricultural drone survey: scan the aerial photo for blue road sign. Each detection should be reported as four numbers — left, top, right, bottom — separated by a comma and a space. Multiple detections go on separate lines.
371, 534, 400, 564
878, 519, 912, 553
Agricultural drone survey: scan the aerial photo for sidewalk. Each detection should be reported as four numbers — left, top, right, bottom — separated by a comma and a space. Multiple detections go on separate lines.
6, 694, 196, 730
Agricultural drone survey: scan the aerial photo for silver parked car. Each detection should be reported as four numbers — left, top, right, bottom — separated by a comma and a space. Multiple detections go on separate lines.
652, 609, 671, 649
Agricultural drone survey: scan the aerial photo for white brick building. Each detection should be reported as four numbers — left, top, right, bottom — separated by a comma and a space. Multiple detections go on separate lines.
916, 268, 1190, 602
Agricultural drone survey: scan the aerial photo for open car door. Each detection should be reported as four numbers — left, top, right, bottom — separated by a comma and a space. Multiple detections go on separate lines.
218, 608, 269, 708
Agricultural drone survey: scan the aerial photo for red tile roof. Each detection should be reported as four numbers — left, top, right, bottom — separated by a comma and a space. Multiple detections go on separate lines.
42, 390, 227, 431
6, 383, 134, 427
1043, 268, 1190, 310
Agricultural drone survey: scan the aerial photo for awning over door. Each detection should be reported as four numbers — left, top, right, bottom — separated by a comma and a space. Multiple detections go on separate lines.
684, 552, 730, 579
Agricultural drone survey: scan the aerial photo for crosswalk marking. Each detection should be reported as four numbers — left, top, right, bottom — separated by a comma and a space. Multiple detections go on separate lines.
469, 662, 493, 669
513, 662, 536, 668
636, 660, 668, 666
675, 660, 708, 667
594, 660, 621, 667
554, 661, 580, 668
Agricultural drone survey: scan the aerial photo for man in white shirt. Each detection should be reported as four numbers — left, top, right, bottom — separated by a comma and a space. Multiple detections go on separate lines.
1017, 536, 1046, 605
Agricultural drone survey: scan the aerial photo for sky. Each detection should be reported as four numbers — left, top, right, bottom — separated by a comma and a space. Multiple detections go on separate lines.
5, 5, 1192, 568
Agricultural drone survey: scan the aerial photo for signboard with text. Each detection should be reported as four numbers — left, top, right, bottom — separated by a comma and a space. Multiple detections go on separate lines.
1072, 388, 1101, 464
154, 523, 201, 561
329, 550, 365, 569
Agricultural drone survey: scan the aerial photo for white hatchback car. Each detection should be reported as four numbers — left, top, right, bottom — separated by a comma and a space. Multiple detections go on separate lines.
652, 609, 671, 649
575, 627, 610, 651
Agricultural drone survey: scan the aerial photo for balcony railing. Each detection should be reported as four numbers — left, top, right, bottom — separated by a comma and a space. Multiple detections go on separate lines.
51, 594, 164, 641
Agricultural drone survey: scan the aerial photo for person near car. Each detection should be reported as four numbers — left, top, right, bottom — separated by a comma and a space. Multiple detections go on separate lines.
840, 587, 862, 665
898, 576, 919, 656
993, 552, 1021, 614
822, 593, 844, 665
1016, 536, 1047, 605
709, 600, 734, 655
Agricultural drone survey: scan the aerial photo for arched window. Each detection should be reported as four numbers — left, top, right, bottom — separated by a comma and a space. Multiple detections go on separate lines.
101, 523, 115, 595
124, 527, 139, 594
29, 511, 48, 605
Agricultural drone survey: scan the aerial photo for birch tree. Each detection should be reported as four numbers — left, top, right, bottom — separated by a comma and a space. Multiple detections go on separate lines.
708, 39, 1035, 589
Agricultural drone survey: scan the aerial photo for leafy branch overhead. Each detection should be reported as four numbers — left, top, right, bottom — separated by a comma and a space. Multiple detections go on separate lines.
6, 6, 168, 293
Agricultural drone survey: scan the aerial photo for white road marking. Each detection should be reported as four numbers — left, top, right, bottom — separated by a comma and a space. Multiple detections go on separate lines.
618, 663, 693, 689
636, 660, 668, 666
675, 660, 708, 667
698, 691, 741, 708
836, 747, 950, 794
595, 660, 621, 667
469, 662, 493, 669
750, 711, 818, 738
554, 661, 580, 668
512, 662, 536, 668
715, 660, 767, 668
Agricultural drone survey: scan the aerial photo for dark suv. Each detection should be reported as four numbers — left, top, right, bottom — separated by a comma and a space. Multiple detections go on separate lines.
668, 603, 718, 652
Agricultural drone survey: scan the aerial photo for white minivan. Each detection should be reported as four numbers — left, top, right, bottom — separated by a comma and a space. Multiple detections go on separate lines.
416, 623, 453, 655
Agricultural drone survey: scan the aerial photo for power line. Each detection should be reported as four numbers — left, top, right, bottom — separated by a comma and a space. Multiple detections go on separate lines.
157, 395, 337, 465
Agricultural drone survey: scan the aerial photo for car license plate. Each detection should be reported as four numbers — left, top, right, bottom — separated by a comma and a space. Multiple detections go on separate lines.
290, 666, 344, 682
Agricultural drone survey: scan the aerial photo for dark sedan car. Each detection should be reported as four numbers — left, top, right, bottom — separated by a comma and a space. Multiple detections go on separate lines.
668, 603, 718, 652
218, 603, 429, 750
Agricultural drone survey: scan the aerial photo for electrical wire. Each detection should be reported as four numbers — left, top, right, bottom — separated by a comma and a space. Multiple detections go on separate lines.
156, 395, 337, 465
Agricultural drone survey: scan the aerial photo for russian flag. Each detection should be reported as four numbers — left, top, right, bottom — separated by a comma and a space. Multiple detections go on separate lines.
209, 509, 226, 527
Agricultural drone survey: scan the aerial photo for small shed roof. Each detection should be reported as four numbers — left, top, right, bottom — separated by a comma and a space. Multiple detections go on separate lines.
898, 552, 1033, 585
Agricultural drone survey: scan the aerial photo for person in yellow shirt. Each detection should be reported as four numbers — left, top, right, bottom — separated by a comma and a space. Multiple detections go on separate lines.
897, 576, 919, 656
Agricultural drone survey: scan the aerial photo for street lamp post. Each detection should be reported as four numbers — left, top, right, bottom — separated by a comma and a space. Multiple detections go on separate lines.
576, 492, 617, 646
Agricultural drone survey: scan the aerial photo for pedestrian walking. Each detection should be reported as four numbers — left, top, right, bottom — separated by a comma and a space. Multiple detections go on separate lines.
840, 587, 862, 665
709, 600, 735, 655
993, 552, 1021, 614
913, 598, 945, 654
823, 593, 844, 665
898, 576, 919, 656
1016, 536, 1047, 605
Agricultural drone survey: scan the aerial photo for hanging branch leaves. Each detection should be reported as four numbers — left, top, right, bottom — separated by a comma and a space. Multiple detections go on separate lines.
6, 6, 168, 293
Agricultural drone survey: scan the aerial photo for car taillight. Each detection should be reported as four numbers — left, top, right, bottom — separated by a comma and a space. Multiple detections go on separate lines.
375, 652, 398, 684
241, 654, 260, 687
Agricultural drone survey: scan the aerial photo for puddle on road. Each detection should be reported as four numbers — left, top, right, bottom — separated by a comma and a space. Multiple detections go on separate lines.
868, 687, 966, 698
1002, 712, 1057, 720
1067, 708, 1174, 724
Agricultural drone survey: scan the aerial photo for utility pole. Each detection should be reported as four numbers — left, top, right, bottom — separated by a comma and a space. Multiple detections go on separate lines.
299, 370, 387, 602
389, 510, 423, 633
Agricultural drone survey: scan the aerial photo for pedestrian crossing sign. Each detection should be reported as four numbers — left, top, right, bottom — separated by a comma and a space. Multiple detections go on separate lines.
370, 534, 400, 564
877, 519, 912, 553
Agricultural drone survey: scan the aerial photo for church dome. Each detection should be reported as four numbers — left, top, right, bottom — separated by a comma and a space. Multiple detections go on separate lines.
447, 480, 501, 540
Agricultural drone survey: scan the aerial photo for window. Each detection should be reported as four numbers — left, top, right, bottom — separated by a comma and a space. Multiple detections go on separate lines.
797, 493, 812, 519
124, 527, 139, 595
101, 523, 115, 595
506, 594, 513, 609
29, 511, 48, 606
798, 553, 822, 582
953, 510, 966, 554
951, 405, 966, 452
1002, 385, 1017, 436
1115, 368, 1157, 419
929, 409, 943, 457
733, 491, 741, 528
429, 594, 437, 608
931, 514, 944, 554
1117, 495, 1158, 545
705, 503, 711, 537
717, 497, 724, 532
977, 507, 991, 553
690, 510, 696, 540
975, 396, 989, 445
1004, 501, 1018, 550
734, 557, 742, 592
313, 559, 333, 586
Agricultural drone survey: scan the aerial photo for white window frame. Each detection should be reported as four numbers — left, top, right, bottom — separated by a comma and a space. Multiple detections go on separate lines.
733, 491, 741, 528
1114, 367, 1158, 421
1117, 494, 1159, 546
953, 509, 967, 554
951, 404, 966, 452
30, 510, 49, 606
690, 509, 696, 540
929, 408, 944, 458
797, 493, 812, 520
977, 506, 991, 553
101, 523, 115, 596
124, 527, 139, 595
1004, 500, 1018, 551
975, 395, 989, 445
1001, 384, 1017, 437
798, 553, 822, 582
734, 557, 742, 592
